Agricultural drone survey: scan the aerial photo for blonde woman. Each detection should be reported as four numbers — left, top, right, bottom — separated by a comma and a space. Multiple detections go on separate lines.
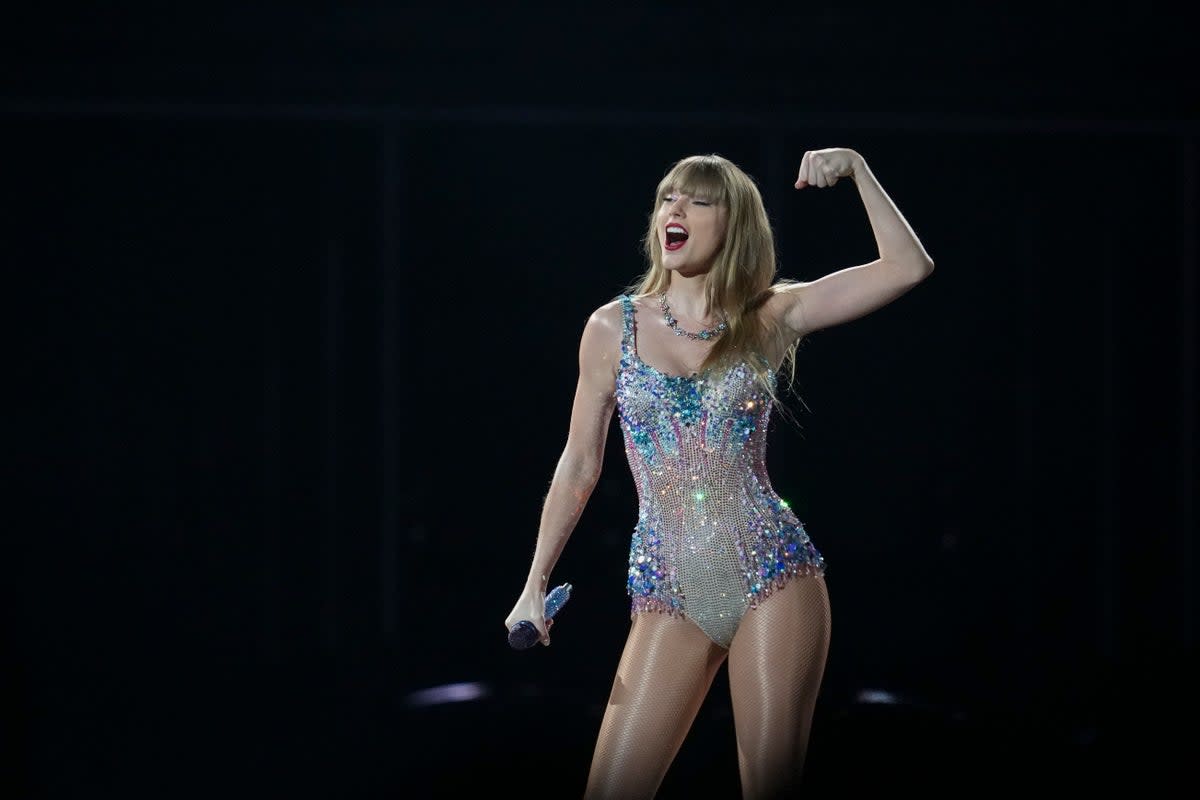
505, 149, 935, 799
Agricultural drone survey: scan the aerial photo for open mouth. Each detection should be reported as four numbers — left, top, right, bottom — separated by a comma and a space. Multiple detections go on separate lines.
665, 224, 689, 252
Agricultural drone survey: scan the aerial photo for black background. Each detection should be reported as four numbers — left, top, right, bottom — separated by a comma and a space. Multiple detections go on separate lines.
6, 3, 1197, 797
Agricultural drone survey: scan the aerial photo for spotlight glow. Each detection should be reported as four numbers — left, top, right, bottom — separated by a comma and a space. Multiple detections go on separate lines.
404, 681, 490, 707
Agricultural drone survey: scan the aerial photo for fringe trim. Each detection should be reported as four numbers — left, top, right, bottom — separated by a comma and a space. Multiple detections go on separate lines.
627, 560, 827, 620
746, 562, 826, 610
628, 595, 686, 620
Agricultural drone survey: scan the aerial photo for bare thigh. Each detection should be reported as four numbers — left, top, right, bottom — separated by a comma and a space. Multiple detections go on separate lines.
584, 611, 729, 800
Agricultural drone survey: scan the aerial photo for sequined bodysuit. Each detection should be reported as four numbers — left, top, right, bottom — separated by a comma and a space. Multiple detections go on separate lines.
615, 294, 826, 648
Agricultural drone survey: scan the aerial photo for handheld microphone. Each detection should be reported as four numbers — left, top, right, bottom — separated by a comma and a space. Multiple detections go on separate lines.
508, 583, 572, 650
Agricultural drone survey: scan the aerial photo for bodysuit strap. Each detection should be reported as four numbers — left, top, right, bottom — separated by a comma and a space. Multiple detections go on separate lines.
618, 294, 635, 362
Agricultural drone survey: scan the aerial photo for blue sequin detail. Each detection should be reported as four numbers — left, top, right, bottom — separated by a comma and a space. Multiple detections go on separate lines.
614, 294, 826, 648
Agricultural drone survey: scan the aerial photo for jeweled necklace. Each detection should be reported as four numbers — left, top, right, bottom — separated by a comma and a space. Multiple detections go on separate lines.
658, 290, 728, 341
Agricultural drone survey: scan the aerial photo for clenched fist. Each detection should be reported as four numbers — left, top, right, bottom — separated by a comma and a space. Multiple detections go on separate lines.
794, 148, 862, 189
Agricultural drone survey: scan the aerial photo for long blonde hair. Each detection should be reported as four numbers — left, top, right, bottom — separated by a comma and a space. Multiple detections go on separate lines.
619, 153, 807, 425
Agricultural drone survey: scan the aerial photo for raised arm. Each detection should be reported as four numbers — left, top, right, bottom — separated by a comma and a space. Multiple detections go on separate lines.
505, 301, 621, 644
777, 148, 935, 337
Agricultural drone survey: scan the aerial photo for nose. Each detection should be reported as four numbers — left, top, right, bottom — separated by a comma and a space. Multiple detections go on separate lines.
667, 196, 687, 216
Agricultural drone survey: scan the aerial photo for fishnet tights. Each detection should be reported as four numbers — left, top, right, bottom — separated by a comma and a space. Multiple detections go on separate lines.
584, 576, 831, 799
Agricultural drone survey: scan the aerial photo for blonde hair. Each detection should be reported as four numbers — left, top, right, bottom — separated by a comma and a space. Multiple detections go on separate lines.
619, 153, 808, 426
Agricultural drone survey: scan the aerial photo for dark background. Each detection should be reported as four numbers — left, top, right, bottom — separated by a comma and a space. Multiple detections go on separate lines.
5, 4, 1197, 797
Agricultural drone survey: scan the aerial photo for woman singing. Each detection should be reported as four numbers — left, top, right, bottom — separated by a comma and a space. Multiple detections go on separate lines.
505, 148, 935, 798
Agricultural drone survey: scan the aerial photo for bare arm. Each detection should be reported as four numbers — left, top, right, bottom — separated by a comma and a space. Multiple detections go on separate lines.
521, 302, 620, 593
778, 149, 935, 337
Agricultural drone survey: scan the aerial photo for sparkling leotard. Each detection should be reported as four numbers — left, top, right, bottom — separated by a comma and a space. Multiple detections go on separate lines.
615, 294, 826, 648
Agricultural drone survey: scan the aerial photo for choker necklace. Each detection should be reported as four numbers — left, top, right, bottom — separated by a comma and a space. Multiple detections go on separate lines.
658, 291, 728, 341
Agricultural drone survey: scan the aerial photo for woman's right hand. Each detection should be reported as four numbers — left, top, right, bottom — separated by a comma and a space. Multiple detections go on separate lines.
505, 586, 553, 647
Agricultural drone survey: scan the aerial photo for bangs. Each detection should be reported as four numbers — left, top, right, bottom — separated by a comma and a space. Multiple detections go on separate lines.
657, 157, 729, 205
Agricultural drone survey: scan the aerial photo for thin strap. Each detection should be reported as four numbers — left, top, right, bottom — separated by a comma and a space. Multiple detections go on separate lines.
618, 294, 635, 361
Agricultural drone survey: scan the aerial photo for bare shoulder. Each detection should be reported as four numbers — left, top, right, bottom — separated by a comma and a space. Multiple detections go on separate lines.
578, 297, 626, 378
596, 295, 626, 318
584, 297, 625, 340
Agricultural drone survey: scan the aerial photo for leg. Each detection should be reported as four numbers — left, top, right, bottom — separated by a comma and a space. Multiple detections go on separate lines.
584, 611, 729, 799
727, 575, 831, 800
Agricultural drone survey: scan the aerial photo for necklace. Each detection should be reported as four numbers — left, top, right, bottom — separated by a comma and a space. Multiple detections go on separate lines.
658, 290, 728, 341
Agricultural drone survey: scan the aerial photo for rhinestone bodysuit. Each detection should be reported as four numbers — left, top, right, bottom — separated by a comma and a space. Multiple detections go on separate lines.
615, 294, 826, 648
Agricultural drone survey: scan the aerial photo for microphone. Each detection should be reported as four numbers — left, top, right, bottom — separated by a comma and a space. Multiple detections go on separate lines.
508, 583, 572, 650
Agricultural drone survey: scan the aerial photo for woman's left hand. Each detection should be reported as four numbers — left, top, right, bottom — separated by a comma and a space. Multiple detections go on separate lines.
794, 148, 861, 189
